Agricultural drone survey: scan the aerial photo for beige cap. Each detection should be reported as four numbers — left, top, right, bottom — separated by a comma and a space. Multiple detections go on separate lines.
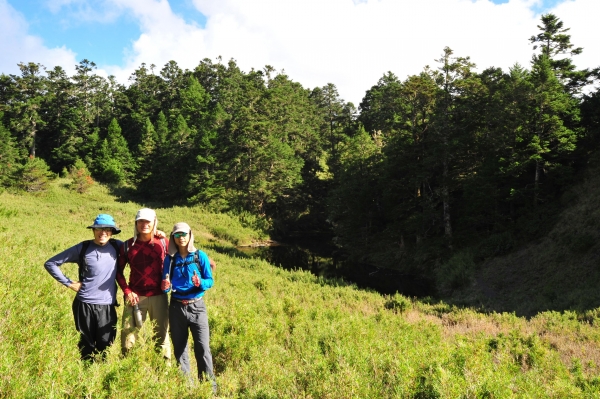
168, 222, 197, 256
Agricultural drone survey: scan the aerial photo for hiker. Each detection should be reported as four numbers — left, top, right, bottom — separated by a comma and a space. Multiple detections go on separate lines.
44, 214, 122, 362
116, 208, 171, 358
161, 222, 217, 392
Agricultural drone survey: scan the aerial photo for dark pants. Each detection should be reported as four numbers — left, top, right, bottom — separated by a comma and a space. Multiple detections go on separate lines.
72, 297, 117, 362
169, 297, 216, 389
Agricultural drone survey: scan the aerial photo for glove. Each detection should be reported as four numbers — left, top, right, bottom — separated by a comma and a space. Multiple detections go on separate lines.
161, 274, 171, 292
192, 270, 201, 287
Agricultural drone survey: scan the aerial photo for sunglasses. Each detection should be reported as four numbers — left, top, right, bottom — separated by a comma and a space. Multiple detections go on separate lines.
173, 232, 188, 238
93, 227, 113, 233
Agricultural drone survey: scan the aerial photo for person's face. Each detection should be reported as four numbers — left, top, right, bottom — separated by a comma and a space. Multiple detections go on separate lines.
173, 231, 190, 248
93, 227, 113, 246
136, 219, 154, 234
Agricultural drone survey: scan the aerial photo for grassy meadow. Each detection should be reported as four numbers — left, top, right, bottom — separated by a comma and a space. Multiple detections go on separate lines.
1, 180, 600, 398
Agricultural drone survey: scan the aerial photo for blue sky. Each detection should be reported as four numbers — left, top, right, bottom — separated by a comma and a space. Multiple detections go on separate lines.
8, 0, 207, 65
1, 0, 597, 104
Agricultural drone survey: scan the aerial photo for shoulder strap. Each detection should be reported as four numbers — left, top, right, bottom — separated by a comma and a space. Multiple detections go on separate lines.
194, 250, 200, 268
77, 240, 92, 281
194, 250, 215, 273
160, 237, 167, 258
108, 238, 120, 254
168, 254, 174, 281
123, 239, 129, 262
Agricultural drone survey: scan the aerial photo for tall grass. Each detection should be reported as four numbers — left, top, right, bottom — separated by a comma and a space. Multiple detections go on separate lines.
1, 179, 599, 398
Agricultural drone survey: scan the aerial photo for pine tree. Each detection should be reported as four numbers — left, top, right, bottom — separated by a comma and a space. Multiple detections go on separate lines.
530, 13, 591, 93
0, 113, 18, 188
94, 118, 135, 184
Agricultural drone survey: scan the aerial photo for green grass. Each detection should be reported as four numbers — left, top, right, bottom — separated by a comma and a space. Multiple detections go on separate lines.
1, 179, 600, 398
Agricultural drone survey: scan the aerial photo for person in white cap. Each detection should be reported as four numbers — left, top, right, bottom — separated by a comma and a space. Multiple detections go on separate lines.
116, 208, 171, 358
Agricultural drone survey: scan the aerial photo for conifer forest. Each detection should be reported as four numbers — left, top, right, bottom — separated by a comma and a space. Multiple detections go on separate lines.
1, 14, 599, 299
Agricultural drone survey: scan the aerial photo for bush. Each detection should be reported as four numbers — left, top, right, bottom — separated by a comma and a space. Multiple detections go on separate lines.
15, 156, 54, 193
385, 292, 412, 314
68, 159, 94, 194
436, 250, 476, 293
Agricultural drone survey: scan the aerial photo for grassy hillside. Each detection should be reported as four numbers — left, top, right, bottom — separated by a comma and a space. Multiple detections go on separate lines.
452, 162, 600, 317
1, 180, 600, 398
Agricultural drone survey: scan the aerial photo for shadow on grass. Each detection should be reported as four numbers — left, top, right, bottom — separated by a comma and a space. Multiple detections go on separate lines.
106, 184, 177, 209
205, 242, 253, 259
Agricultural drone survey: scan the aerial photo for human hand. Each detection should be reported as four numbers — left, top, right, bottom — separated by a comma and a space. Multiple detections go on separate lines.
192, 270, 201, 287
156, 230, 167, 239
161, 277, 171, 292
127, 292, 139, 305
68, 281, 82, 292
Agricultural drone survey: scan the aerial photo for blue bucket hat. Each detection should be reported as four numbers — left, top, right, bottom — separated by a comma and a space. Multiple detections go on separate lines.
87, 213, 121, 234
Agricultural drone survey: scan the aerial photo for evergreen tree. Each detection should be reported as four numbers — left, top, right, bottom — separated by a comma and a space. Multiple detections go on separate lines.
328, 126, 383, 253
0, 113, 18, 188
9, 63, 47, 158
68, 158, 94, 194
94, 118, 135, 184
527, 54, 578, 205
530, 13, 591, 92
44, 66, 81, 171
135, 117, 158, 184
15, 156, 54, 192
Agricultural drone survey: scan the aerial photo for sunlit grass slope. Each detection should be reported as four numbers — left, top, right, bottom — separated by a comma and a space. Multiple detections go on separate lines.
1, 180, 600, 398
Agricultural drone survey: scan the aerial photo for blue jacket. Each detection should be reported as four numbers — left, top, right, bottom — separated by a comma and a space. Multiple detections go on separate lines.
162, 250, 213, 300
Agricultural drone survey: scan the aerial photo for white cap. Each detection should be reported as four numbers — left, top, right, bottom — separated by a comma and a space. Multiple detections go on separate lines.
136, 208, 156, 221
133, 208, 158, 244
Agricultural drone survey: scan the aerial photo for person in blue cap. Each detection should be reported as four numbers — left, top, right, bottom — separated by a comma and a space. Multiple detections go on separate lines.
45, 214, 123, 362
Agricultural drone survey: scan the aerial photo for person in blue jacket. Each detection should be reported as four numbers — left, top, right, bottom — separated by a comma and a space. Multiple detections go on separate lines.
44, 214, 122, 362
161, 222, 216, 392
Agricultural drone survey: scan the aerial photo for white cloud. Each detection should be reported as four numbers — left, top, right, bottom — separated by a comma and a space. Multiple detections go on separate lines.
2, 0, 598, 104
107, 0, 598, 105
550, 0, 599, 74
0, 0, 78, 76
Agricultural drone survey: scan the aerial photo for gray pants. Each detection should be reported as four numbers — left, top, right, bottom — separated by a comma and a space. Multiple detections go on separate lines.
169, 297, 216, 388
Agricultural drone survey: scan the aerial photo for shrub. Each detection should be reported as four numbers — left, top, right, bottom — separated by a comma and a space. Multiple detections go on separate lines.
385, 292, 412, 314
436, 250, 476, 293
15, 156, 54, 193
68, 159, 94, 194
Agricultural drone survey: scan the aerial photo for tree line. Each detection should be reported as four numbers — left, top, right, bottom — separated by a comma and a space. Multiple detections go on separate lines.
1, 14, 599, 284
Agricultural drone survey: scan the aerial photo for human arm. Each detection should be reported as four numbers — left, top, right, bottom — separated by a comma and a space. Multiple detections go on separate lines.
197, 251, 214, 291
161, 254, 172, 293
44, 244, 81, 288
115, 240, 139, 304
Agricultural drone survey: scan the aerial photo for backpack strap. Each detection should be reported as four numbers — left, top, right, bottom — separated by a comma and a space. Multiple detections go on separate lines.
194, 250, 200, 270
77, 240, 92, 281
122, 239, 129, 263
160, 237, 167, 258
193, 250, 215, 274
108, 238, 120, 254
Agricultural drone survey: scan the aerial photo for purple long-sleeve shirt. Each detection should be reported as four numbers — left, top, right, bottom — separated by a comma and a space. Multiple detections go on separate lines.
44, 240, 122, 305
